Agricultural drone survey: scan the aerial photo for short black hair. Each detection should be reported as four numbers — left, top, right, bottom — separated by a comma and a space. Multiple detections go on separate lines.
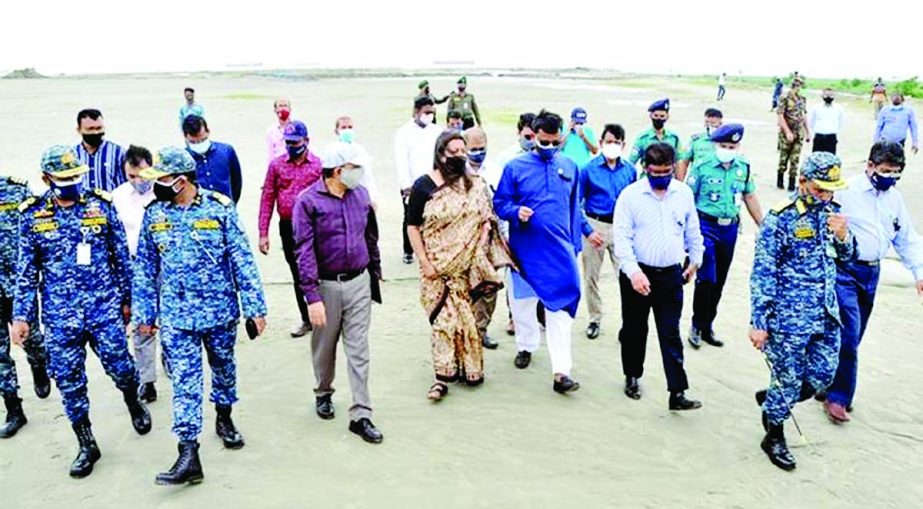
600, 124, 625, 141
868, 141, 906, 169
184, 87, 195, 93
447, 110, 463, 120
77, 108, 102, 126
182, 115, 209, 136
531, 109, 562, 135
517, 113, 536, 132
704, 108, 723, 119
124, 145, 152, 168
643, 142, 676, 166
414, 96, 435, 111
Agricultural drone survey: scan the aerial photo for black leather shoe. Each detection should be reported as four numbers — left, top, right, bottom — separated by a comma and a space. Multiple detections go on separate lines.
701, 330, 724, 347
156, 441, 204, 485
349, 418, 383, 444
755, 389, 767, 406
482, 335, 498, 350
139, 382, 157, 403
624, 377, 641, 400
0, 396, 27, 439
687, 326, 702, 349
70, 418, 101, 479
553, 375, 580, 394
123, 387, 152, 435
761, 423, 796, 471
669, 392, 702, 411
585, 322, 600, 340
514, 351, 531, 369
402, 254, 413, 265
316, 395, 335, 420
215, 405, 245, 449
31, 364, 51, 399
814, 391, 827, 402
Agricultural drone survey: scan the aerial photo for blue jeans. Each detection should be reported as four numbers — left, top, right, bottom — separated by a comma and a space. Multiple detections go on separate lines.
827, 261, 879, 407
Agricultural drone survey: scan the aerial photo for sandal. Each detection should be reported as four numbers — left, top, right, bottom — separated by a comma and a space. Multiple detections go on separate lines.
465, 375, 484, 387
427, 382, 449, 401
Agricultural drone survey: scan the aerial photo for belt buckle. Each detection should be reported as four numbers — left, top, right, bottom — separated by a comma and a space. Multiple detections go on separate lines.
336, 273, 348, 282
717, 218, 733, 226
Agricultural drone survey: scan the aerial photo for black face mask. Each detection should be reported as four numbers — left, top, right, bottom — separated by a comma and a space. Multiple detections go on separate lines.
823, 97, 834, 104
445, 156, 467, 176
82, 133, 105, 148
153, 179, 182, 201
652, 118, 666, 130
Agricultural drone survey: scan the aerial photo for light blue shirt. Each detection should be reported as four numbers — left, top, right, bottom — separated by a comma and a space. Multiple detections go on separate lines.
612, 178, 704, 276
179, 103, 205, 125
836, 173, 923, 281
561, 125, 597, 168
874, 105, 918, 146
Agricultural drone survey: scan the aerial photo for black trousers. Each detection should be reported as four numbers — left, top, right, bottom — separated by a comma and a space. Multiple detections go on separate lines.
618, 265, 689, 393
812, 133, 838, 154
279, 219, 309, 323
400, 192, 413, 256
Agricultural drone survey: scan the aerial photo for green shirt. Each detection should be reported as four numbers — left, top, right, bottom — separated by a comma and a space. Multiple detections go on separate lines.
680, 131, 714, 164
447, 92, 481, 124
628, 128, 683, 165
686, 155, 755, 219
561, 125, 598, 168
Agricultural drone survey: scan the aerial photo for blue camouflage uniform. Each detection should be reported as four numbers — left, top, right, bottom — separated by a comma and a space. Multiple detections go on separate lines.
13, 146, 139, 424
132, 147, 267, 442
0, 176, 47, 397
686, 124, 755, 339
750, 152, 856, 426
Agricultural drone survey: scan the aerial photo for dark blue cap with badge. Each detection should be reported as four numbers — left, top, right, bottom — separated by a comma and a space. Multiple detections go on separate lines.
283, 121, 309, 141
648, 98, 670, 112
710, 123, 745, 143
571, 107, 587, 123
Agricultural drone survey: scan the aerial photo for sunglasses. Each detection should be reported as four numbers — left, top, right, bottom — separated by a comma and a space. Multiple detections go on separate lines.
536, 139, 561, 148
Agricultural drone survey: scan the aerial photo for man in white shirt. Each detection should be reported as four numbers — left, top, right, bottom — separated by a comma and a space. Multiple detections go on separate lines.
809, 88, 846, 154
820, 141, 923, 423
394, 96, 441, 264
328, 116, 378, 207
111, 145, 158, 403
266, 98, 293, 163
612, 142, 705, 411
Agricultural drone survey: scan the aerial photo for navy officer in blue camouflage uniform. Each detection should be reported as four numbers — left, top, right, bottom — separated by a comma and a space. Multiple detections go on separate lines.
685, 124, 763, 348
0, 174, 50, 439
133, 147, 267, 486
11, 145, 151, 479
749, 151, 855, 471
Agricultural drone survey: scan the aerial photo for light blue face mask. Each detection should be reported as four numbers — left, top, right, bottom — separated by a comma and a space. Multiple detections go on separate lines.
338, 129, 355, 144
131, 180, 153, 194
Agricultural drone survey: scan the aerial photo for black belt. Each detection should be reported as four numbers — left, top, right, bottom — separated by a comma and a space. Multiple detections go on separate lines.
638, 263, 682, 273
698, 212, 739, 226
319, 268, 365, 282
585, 211, 613, 224
852, 260, 880, 267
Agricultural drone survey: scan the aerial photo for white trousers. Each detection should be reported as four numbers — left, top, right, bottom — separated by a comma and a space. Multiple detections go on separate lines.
510, 296, 573, 376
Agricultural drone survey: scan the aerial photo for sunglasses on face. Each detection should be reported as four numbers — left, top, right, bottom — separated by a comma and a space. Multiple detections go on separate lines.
522, 134, 535, 141
536, 139, 561, 148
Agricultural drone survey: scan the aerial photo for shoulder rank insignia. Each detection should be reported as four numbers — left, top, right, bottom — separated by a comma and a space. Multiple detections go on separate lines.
18, 196, 37, 213
209, 192, 233, 207
92, 189, 113, 202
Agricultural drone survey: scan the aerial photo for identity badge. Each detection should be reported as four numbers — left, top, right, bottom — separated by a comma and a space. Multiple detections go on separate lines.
77, 242, 91, 265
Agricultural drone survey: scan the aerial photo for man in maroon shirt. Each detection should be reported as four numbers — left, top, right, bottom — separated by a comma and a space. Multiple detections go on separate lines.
292, 142, 382, 444
258, 120, 323, 337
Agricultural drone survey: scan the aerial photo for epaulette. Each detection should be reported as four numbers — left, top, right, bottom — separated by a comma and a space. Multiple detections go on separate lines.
6, 176, 28, 186
770, 198, 795, 214
207, 191, 233, 207
92, 189, 113, 202
18, 196, 38, 212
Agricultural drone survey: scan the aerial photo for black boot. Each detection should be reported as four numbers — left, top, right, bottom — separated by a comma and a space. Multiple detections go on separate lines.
31, 363, 51, 399
70, 418, 101, 478
155, 441, 204, 486
787, 173, 796, 192
215, 405, 244, 449
0, 395, 27, 439
123, 386, 152, 435
138, 382, 157, 403
776, 173, 784, 189
761, 420, 796, 471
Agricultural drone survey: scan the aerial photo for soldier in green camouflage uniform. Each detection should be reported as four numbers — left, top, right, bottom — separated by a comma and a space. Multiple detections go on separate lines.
447, 77, 481, 129
776, 76, 812, 191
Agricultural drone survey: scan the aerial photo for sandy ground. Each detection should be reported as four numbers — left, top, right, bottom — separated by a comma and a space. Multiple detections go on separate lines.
0, 74, 921, 508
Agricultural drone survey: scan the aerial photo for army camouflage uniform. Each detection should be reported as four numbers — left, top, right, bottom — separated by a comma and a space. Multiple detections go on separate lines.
0, 176, 47, 400
447, 92, 481, 129
133, 147, 268, 443
777, 89, 808, 190
14, 150, 140, 425
750, 153, 855, 427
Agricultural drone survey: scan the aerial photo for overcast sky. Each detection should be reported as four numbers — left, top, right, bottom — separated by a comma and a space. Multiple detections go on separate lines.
3, 0, 921, 79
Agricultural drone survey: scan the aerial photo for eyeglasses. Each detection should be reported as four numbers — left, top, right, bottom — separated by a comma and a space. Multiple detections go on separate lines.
536, 139, 561, 148
522, 134, 535, 141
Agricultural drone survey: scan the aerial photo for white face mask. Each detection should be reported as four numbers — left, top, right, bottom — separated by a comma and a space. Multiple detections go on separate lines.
418, 113, 435, 125
601, 142, 623, 160
339, 167, 365, 189
188, 139, 211, 154
715, 146, 737, 164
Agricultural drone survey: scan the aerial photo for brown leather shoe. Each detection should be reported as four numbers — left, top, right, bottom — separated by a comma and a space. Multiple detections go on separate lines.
824, 401, 850, 423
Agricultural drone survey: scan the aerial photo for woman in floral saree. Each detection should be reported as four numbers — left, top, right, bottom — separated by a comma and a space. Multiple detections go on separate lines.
406, 131, 511, 401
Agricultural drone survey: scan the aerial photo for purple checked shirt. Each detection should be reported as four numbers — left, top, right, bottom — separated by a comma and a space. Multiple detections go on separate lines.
292, 179, 381, 304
